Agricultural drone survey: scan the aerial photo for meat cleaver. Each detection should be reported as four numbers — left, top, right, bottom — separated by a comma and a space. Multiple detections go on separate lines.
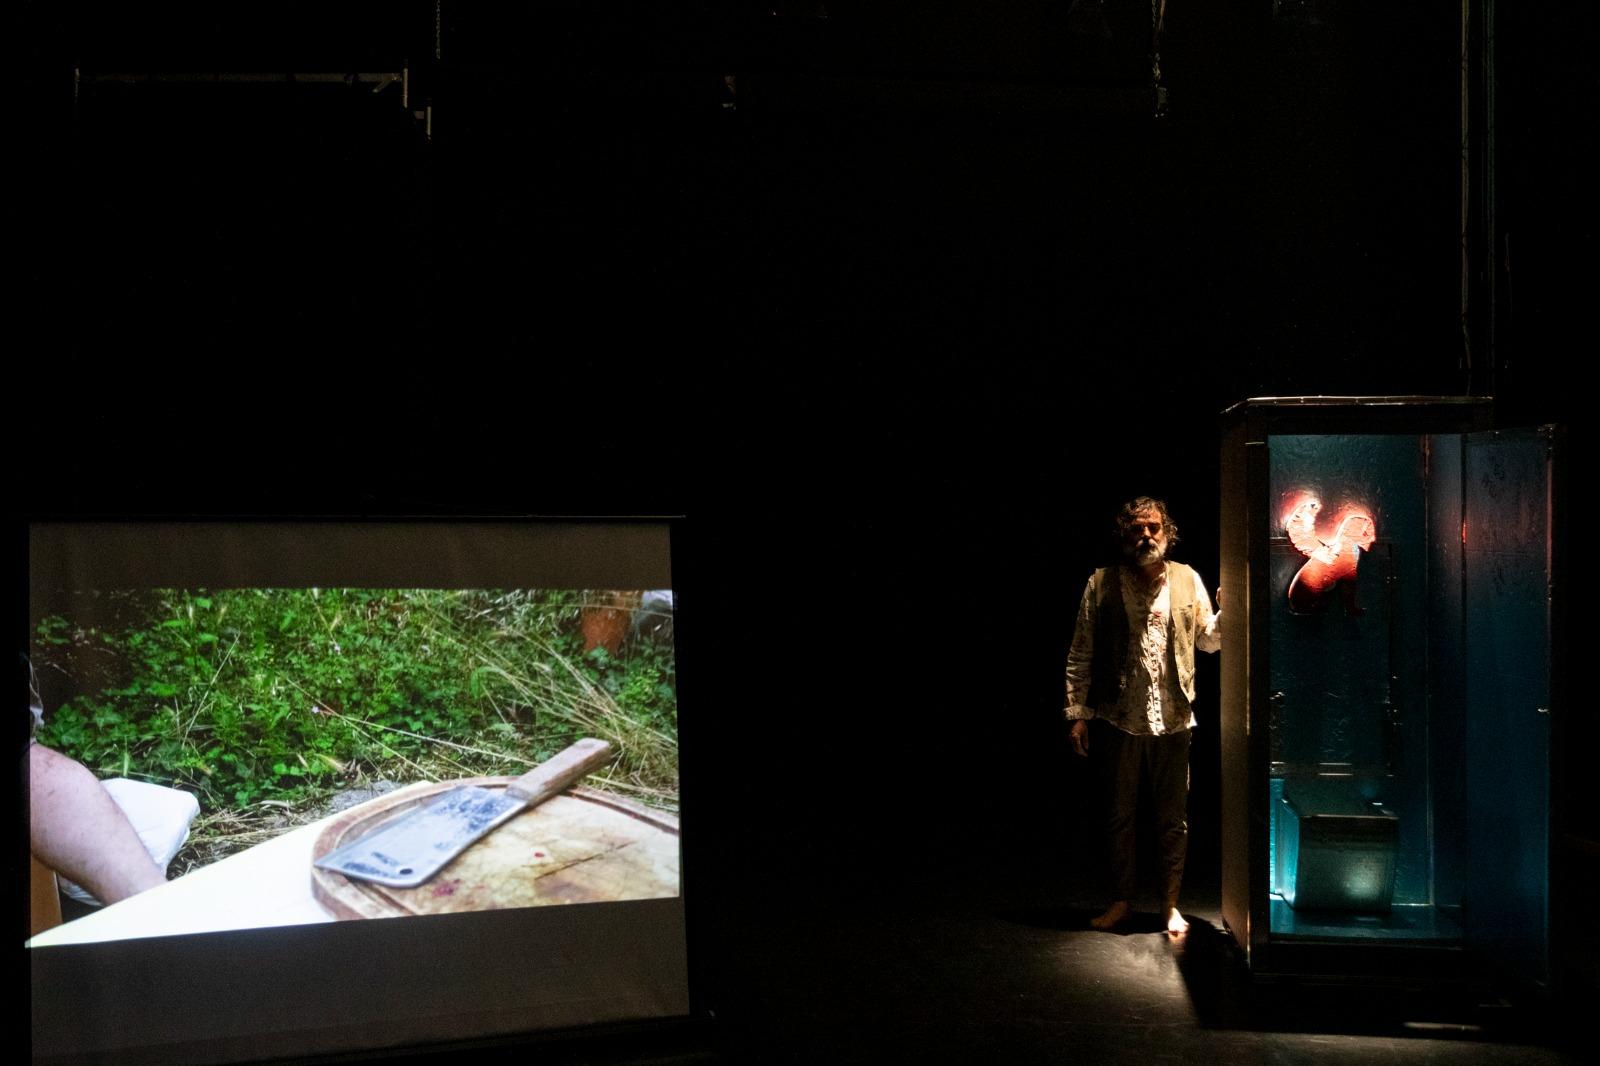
314, 737, 615, 888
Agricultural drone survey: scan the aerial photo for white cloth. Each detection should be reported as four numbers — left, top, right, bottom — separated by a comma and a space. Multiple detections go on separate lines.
57, 778, 200, 907
1064, 563, 1221, 735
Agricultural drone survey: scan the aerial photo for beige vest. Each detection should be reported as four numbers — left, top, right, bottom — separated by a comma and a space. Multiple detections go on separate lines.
1087, 561, 1200, 711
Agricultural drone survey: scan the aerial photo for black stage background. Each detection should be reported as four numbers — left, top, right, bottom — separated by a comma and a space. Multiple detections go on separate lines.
19, 1, 1586, 1060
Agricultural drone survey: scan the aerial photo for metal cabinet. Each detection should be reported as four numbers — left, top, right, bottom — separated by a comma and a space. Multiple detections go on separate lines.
1219, 397, 1561, 988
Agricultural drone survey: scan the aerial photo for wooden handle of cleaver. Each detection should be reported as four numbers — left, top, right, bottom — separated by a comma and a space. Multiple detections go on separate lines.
505, 738, 615, 806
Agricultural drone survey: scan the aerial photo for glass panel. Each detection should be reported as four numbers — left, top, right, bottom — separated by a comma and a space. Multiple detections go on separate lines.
1266, 434, 1457, 942
1464, 428, 1551, 984
1425, 432, 1467, 919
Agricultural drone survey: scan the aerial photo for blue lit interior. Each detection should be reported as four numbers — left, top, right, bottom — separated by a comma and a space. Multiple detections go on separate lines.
1266, 433, 1460, 942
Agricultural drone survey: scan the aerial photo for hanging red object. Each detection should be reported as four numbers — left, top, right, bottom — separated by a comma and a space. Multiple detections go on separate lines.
1282, 495, 1377, 615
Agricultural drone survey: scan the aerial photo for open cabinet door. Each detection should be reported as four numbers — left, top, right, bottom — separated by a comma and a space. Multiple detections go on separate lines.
1463, 426, 1556, 990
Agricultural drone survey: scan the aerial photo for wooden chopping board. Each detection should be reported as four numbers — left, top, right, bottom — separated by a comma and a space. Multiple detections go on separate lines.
310, 778, 679, 920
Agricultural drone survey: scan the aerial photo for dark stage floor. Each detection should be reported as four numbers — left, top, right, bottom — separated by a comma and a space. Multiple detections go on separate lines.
371, 853, 1577, 1066
696, 873, 1575, 1064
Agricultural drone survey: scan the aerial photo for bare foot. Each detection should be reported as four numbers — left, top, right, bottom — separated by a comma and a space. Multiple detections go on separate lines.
1089, 900, 1131, 931
1165, 907, 1189, 938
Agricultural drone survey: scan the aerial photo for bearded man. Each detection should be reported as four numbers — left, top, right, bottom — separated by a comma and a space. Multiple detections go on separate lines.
1065, 497, 1221, 937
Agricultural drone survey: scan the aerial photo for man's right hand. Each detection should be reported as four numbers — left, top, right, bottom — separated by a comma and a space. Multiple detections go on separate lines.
1070, 719, 1090, 758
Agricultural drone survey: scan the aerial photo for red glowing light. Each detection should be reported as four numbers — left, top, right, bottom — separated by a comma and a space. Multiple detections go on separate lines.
1280, 493, 1323, 545
1282, 494, 1376, 615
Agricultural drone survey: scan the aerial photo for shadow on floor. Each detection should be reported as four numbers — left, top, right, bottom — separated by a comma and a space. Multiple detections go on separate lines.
997, 903, 1176, 936
991, 884, 1572, 1056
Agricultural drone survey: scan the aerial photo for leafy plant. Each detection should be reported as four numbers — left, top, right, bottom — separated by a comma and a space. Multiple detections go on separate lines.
31, 588, 679, 829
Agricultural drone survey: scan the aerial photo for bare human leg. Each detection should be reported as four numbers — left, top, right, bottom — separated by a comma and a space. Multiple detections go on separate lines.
29, 743, 166, 905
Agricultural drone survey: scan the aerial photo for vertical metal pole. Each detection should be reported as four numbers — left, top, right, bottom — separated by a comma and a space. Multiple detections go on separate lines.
1482, 0, 1497, 397
429, 0, 442, 140
1460, 0, 1472, 389
1152, 0, 1168, 117
1463, 0, 1498, 398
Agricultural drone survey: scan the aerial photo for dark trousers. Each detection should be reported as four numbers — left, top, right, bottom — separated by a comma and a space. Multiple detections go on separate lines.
1095, 720, 1191, 905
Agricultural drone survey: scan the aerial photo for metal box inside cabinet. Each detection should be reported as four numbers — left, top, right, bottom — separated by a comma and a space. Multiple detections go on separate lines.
1278, 779, 1398, 912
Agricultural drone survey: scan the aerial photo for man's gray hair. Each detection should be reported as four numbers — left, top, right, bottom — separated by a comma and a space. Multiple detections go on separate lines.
1115, 496, 1180, 548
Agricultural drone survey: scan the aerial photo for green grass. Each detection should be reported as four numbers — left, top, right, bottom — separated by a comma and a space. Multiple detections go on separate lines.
31, 588, 679, 828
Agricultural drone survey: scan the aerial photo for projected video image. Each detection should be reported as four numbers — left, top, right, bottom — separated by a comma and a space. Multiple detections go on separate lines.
28, 587, 679, 943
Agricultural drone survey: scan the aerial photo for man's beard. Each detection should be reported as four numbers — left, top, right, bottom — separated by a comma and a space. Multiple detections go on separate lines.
1125, 538, 1165, 567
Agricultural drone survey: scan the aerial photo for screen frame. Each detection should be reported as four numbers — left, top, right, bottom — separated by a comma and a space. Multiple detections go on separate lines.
22, 514, 702, 1065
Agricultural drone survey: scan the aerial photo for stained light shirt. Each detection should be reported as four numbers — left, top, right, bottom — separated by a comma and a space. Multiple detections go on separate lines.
1064, 564, 1222, 735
